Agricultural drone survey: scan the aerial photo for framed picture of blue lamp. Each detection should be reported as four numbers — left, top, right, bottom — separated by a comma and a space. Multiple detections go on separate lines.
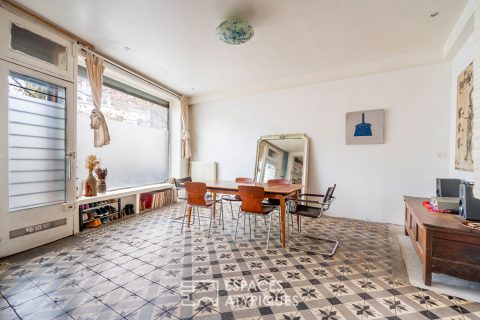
346, 109, 385, 144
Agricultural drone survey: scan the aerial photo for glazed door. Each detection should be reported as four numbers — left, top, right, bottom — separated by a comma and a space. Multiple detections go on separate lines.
0, 62, 76, 257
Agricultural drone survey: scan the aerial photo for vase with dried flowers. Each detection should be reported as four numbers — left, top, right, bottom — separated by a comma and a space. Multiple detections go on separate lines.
84, 155, 100, 197
95, 167, 108, 194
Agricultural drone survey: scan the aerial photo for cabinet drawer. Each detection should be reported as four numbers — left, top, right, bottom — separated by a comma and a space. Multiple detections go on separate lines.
432, 238, 480, 264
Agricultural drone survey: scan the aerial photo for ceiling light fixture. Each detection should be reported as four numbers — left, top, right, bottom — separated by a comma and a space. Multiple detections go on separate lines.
216, 19, 254, 45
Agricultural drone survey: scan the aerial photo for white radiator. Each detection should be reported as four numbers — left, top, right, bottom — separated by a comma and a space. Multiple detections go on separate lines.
190, 161, 217, 181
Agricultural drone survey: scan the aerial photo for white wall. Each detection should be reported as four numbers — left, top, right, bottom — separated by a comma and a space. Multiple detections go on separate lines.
449, 33, 476, 181
191, 63, 451, 225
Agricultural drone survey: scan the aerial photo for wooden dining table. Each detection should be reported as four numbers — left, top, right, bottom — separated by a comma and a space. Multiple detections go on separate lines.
186, 180, 303, 248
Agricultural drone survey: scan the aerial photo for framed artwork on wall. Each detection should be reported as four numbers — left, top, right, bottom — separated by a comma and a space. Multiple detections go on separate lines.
346, 109, 385, 145
455, 62, 474, 172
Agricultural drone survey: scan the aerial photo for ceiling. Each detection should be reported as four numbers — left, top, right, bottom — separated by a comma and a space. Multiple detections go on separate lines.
17, 0, 468, 99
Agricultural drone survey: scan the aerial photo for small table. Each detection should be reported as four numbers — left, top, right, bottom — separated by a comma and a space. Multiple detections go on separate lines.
404, 196, 480, 285
186, 180, 303, 248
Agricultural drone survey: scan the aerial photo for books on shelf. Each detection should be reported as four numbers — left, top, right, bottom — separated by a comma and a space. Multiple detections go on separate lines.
140, 189, 176, 211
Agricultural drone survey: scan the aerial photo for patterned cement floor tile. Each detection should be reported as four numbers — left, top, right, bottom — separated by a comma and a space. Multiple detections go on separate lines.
0, 201, 478, 320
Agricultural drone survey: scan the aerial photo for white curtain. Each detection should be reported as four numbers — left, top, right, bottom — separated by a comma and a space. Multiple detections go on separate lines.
181, 96, 191, 159
86, 52, 110, 147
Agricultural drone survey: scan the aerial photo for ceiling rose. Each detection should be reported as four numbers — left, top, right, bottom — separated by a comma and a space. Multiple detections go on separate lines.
216, 19, 254, 45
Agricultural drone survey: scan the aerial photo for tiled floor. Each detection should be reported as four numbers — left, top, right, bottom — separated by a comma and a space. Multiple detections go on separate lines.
1, 201, 479, 320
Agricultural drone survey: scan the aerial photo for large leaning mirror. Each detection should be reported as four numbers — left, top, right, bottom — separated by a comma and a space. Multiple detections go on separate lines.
254, 134, 309, 190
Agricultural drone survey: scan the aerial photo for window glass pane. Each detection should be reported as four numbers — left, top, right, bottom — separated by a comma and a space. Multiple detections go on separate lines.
8, 72, 66, 211
10, 23, 67, 70
263, 162, 277, 182
77, 69, 169, 190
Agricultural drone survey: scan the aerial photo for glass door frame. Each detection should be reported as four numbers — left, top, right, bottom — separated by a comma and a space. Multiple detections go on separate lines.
0, 60, 76, 258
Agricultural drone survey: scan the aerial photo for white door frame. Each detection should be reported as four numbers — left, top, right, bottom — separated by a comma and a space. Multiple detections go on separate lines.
0, 61, 76, 258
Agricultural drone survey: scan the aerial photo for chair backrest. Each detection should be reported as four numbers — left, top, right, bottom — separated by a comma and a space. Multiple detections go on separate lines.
323, 184, 336, 204
267, 179, 290, 185
184, 181, 207, 206
238, 185, 266, 214
236, 177, 254, 183
175, 176, 192, 189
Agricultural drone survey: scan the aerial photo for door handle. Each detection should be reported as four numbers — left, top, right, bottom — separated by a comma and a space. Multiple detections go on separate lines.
65, 152, 75, 181
67, 159, 72, 180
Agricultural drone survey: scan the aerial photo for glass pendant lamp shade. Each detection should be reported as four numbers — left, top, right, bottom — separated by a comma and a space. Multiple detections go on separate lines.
216, 19, 254, 45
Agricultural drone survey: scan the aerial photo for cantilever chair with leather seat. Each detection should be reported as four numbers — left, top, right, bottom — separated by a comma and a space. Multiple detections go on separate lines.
234, 185, 276, 248
289, 184, 338, 256
174, 176, 192, 200
181, 182, 224, 236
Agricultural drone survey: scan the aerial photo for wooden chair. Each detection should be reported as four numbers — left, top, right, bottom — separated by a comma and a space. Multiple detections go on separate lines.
181, 182, 223, 236
265, 179, 291, 205
264, 179, 295, 228
174, 176, 203, 224
267, 179, 290, 185
234, 185, 275, 247
289, 184, 338, 256
221, 177, 254, 219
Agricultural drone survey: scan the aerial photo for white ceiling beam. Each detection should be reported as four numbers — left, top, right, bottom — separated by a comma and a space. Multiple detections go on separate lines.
442, 0, 477, 59
190, 48, 443, 105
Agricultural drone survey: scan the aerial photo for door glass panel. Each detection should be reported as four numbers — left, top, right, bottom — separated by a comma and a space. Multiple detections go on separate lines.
8, 72, 66, 211
10, 23, 67, 70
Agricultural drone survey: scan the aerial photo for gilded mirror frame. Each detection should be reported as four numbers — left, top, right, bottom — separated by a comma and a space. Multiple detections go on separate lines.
254, 133, 309, 191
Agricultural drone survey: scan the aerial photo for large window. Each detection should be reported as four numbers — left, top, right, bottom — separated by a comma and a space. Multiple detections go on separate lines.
77, 66, 169, 190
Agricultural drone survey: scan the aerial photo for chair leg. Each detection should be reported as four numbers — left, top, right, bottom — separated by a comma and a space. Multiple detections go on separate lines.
248, 214, 252, 240
243, 214, 246, 233
221, 201, 225, 230
230, 202, 235, 220
234, 210, 242, 241
287, 212, 290, 241
180, 204, 188, 233
208, 207, 214, 237
266, 213, 273, 248
219, 200, 223, 224
197, 207, 201, 226
218, 203, 222, 225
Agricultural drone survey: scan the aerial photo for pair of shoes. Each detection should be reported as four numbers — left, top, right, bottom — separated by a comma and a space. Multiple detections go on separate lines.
86, 218, 101, 228
105, 206, 116, 214
124, 204, 135, 215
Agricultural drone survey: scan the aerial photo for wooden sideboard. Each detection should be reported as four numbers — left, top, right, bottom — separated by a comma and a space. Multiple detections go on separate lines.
404, 196, 480, 285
